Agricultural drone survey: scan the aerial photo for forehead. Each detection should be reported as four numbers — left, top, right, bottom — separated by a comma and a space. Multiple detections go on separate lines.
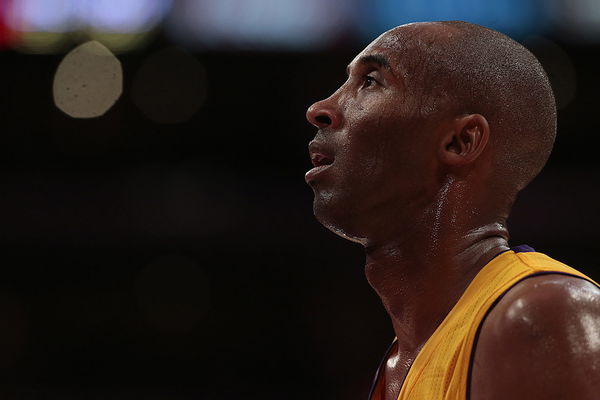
350, 32, 401, 67
347, 24, 421, 73
372, 21, 454, 48
347, 22, 458, 77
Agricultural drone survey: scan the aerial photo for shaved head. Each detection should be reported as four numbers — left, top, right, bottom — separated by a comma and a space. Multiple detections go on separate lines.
388, 21, 557, 196
306, 21, 557, 242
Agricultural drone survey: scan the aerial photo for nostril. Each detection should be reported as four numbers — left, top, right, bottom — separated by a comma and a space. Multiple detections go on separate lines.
315, 115, 332, 125
307, 102, 339, 129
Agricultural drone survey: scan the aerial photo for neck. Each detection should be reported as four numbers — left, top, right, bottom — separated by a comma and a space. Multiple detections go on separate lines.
363, 180, 510, 358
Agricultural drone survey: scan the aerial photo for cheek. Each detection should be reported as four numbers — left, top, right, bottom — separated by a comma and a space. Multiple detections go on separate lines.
341, 119, 404, 182
334, 94, 426, 188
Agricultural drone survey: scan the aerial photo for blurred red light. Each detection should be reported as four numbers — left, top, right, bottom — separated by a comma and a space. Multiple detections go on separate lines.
0, 0, 21, 50
0, 0, 14, 49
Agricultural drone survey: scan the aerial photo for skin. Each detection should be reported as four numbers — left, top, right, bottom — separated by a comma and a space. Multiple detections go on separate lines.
305, 22, 600, 400
471, 274, 600, 399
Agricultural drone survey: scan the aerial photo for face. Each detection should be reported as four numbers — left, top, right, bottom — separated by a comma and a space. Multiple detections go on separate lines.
305, 28, 442, 244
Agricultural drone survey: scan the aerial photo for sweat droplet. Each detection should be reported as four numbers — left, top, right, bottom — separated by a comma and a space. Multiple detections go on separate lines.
53, 40, 123, 118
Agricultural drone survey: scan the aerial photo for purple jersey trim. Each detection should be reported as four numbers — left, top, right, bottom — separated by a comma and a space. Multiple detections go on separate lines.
493, 244, 536, 260
368, 339, 414, 400
367, 339, 397, 400
510, 244, 535, 253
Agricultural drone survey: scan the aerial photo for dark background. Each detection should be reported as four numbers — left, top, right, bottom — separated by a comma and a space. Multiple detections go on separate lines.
0, 32, 598, 399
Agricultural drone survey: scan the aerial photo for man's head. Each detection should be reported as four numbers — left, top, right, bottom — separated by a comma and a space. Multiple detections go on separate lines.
305, 21, 556, 245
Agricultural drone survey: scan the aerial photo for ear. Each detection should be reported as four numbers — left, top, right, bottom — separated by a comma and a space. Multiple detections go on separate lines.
439, 114, 490, 166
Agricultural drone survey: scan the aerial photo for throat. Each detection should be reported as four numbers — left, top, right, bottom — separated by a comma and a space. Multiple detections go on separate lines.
364, 232, 510, 352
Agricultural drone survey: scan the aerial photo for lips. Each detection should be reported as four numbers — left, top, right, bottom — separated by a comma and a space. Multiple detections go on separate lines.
306, 140, 334, 183
310, 152, 334, 167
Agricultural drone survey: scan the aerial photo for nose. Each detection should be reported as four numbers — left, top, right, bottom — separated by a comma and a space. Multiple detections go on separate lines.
306, 98, 341, 129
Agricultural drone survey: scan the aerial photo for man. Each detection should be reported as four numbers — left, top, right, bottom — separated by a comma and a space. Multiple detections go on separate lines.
304, 21, 599, 399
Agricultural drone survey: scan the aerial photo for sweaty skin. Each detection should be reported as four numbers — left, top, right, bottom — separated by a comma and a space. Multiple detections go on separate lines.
305, 22, 600, 400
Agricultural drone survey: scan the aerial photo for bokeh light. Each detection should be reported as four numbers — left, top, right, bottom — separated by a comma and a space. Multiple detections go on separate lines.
553, 0, 600, 42
3, 1, 600, 52
131, 47, 207, 124
165, 0, 357, 50
6, 0, 73, 32
5, 0, 72, 53
3, 0, 172, 53
78, 0, 172, 32
134, 254, 211, 334
53, 40, 123, 118
86, 31, 156, 54
361, 0, 547, 40
78, 0, 172, 53
0, 0, 17, 49
12, 32, 70, 53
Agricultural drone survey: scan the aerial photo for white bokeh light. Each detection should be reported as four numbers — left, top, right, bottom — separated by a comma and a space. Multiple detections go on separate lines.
53, 40, 123, 118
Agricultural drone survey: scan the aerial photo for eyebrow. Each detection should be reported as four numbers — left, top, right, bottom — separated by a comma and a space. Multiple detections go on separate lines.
346, 54, 391, 76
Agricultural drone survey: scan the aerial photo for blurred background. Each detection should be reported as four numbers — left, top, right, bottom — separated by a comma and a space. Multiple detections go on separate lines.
0, 0, 598, 398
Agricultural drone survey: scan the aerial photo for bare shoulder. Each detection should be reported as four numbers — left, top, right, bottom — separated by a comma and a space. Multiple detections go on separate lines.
470, 273, 600, 400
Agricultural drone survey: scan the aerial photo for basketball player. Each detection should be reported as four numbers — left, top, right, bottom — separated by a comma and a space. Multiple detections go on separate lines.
305, 21, 599, 399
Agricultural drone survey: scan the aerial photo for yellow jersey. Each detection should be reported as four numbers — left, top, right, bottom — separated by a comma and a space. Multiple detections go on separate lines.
369, 246, 599, 400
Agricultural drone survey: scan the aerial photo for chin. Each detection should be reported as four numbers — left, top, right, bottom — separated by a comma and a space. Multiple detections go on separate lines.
312, 191, 368, 245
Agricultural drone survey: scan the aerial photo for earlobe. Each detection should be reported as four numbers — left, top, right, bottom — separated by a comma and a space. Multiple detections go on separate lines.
439, 114, 489, 166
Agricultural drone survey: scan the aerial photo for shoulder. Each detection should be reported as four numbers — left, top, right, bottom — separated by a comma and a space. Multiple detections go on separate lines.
470, 273, 600, 400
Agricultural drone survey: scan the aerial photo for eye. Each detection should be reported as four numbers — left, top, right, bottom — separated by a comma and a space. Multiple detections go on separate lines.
361, 75, 377, 89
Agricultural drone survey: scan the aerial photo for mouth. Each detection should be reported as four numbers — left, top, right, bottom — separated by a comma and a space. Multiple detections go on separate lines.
310, 153, 334, 168
305, 141, 335, 183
